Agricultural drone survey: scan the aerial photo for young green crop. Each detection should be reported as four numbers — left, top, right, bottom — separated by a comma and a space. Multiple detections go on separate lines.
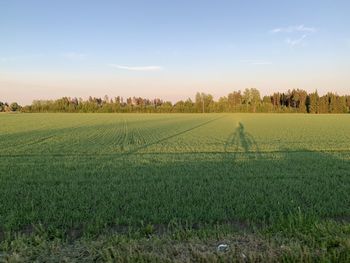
0, 113, 349, 261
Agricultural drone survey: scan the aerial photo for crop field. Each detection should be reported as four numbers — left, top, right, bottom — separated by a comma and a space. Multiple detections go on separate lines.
1, 113, 350, 261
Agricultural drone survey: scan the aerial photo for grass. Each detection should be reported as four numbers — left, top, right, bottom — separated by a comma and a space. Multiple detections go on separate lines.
0, 113, 350, 261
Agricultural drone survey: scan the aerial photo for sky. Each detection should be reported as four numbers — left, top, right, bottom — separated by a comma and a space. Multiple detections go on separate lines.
1, 0, 350, 105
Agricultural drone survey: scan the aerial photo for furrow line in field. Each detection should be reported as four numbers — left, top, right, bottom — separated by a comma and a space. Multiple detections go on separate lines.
69, 118, 113, 152
52, 115, 104, 151
131, 116, 210, 153
121, 118, 129, 151
0, 117, 94, 151
123, 115, 228, 155
109, 117, 124, 151
40, 115, 104, 153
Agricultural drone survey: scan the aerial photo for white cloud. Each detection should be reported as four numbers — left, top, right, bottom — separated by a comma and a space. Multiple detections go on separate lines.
240, 60, 272, 65
270, 25, 316, 34
109, 64, 163, 71
285, 34, 307, 47
269, 25, 316, 48
61, 52, 87, 60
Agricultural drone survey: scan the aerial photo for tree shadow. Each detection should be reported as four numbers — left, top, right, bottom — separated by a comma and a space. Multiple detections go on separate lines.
1, 133, 350, 241
224, 122, 261, 162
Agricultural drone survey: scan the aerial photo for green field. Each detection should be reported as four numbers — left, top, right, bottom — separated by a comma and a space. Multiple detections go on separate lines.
1, 113, 350, 261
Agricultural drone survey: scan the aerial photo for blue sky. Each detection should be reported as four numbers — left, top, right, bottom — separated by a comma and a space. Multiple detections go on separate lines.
1, 0, 350, 104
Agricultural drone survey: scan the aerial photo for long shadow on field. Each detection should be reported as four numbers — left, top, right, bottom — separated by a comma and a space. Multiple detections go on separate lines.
0, 115, 228, 157
224, 122, 261, 162
124, 115, 227, 155
1, 145, 350, 242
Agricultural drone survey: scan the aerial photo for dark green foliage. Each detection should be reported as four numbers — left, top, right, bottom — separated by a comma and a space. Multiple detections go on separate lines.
0, 101, 9, 112
19, 89, 350, 113
0, 101, 21, 112
9, 102, 21, 112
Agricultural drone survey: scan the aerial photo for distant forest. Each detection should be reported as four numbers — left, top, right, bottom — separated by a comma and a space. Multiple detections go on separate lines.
1, 88, 350, 113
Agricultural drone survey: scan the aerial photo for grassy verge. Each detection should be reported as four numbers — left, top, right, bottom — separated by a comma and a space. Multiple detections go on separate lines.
1, 216, 349, 262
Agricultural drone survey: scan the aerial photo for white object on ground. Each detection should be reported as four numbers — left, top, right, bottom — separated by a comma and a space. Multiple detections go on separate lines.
217, 244, 229, 252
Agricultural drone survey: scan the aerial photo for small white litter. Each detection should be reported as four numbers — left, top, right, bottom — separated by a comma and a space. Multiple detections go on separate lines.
217, 244, 229, 252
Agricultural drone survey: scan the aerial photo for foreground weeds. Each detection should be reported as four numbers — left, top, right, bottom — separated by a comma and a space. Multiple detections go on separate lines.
1, 219, 349, 262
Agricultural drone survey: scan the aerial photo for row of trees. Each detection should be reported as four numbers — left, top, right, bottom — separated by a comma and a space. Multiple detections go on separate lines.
0, 101, 21, 112
2, 88, 350, 113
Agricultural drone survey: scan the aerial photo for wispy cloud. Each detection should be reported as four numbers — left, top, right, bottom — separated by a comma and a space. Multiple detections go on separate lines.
109, 64, 163, 71
285, 34, 307, 47
240, 60, 272, 65
270, 25, 316, 34
270, 25, 316, 48
61, 52, 87, 60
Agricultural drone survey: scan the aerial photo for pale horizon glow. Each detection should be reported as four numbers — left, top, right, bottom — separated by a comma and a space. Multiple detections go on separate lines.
1, 0, 350, 105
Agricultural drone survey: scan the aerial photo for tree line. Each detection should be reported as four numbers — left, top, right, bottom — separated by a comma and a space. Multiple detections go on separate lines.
0, 102, 21, 112
2, 88, 350, 113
